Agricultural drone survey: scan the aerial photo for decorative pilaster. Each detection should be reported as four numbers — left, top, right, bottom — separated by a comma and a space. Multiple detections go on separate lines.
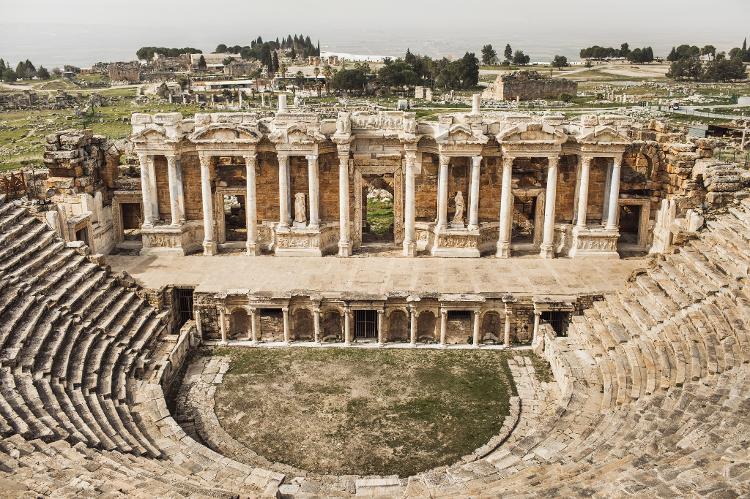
377, 310, 385, 347
337, 146, 351, 257
605, 156, 622, 230
244, 154, 259, 255
435, 155, 449, 231
166, 154, 184, 226
472, 309, 481, 347
496, 155, 514, 258
575, 156, 592, 228
277, 153, 290, 228
306, 154, 320, 229
439, 308, 447, 347
138, 153, 154, 227
539, 156, 559, 259
468, 156, 482, 231
403, 150, 417, 256
282, 307, 290, 344
199, 154, 217, 256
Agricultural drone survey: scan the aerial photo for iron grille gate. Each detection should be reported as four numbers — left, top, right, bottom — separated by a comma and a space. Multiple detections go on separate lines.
173, 287, 194, 332
541, 311, 571, 337
354, 310, 378, 339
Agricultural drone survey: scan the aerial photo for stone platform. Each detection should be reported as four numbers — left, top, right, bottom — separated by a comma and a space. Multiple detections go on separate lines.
105, 254, 648, 296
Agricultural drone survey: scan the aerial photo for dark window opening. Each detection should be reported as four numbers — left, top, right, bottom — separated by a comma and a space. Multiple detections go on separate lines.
75, 227, 89, 246
173, 287, 194, 332
542, 311, 570, 337
121, 203, 142, 240
447, 310, 472, 321
618, 205, 641, 245
354, 310, 378, 339
512, 196, 536, 243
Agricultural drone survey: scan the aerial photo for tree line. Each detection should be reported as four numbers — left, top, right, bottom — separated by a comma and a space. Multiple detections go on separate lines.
0, 59, 51, 82
211, 35, 320, 75
666, 39, 748, 82
135, 47, 202, 61
480, 43, 531, 66
580, 43, 654, 63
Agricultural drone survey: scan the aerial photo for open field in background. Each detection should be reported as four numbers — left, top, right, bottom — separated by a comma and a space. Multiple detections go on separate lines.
212, 347, 517, 477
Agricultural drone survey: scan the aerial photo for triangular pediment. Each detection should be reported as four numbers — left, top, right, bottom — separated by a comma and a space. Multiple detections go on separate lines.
578, 125, 630, 145
131, 126, 168, 144
497, 123, 566, 144
189, 124, 260, 143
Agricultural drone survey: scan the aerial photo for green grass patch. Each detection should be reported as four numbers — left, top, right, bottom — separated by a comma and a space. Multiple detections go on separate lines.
212, 347, 513, 477
366, 198, 393, 235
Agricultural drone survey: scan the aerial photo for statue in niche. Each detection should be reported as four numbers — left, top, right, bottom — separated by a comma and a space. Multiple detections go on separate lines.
452, 191, 465, 228
294, 192, 307, 227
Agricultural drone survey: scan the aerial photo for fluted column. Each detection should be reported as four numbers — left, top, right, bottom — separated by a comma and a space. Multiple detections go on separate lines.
539, 156, 559, 259
575, 156, 592, 228
306, 154, 320, 229
409, 307, 418, 347
377, 309, 385, 347
282, 307, 290, 344
244, 154, 259, 255
166, 154, 184, 226
439, 308, 448, 347
605, 156, 622, 230
199, 154, 216, 256
277, 153, 290, 228
468, 156, 482, 230
337, 146, 351, 256
344, 305, 351, 345
496, 155, 514, 258
472, 309, 481, 347
403, 151, 417, 256
138, 153, 154, 226
313, 306, 321, 343
435, 155, 449, 231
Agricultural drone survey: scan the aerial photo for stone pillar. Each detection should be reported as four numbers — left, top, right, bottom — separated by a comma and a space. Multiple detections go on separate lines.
282, 307, 290, 344
337, 146, 351, 256
472, 309, 481, 348
199, 154, 217, 256
575, 156, 592, 228
306, 154, 320, 229
166, 154, 184, 226
605, 157, 622, 230
344, 306, 351, 345
471, 93, 481, 115
435, 155, 449, 231
403, 151, 417, 256
244, 154, 259, 255
278, 94, 288, 113
277, 153, 290, 228
439, 308, 448, 347
377, 309, 385, 347
539, 156, 559, 259
468, 156, 481, 231
496, 155, 514, 258
249, 308, 258, 343
532, 310, 541, 344
313, 307, 321, 343
219, 307, 227, 344
138, 153, 154, 226
409, 307, 418, 347
504, 305, 512, 347
147, 156, 159, 223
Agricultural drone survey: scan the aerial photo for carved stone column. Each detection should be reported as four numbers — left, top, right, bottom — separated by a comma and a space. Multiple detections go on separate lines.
166, 154, 184, 226
409, 306, 418, 347
147, 155, 159, 223
199, 154, 217, 256
306, 154, 320, 229
496, 155, 514, 258
532, 309, 541, 345
377, 309, 385, 347
504, 305, 512, 347
244, 154, 259, 255
282, 307, 290, 344
472, 309, 481, 347
605, 156, 622, 230
575, 156, 592, 228
219, 307, 227, 344
344, 306, 351, 345
539, 156, 559, 259
435, 155, 450, 231
249, 307, 258, 343
403, 151, 417, 256
313, 306, 321, 343
337, 146, 351, 256
468, 156, 482, 230
439, 308, 448, 347
138, 153, 154, 226
277, 153, 290, 228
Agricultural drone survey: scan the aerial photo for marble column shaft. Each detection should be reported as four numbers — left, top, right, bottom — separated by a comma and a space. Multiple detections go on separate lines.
504, 307, 512, 347
403, 151, 417, 256
472, 310, 481, 347
338, 148, 351, 256
439, 309, 447, 346
147, 156, 159, 222
409, 308, 418, 346
377, 310, 385, 346
468, 156, 482, 230
219, 307, 227, 344
496, 156, 514, 258
199, 155, 216, 255
244, 154, 259, 255
436, 155, 449, 230
249, 308, 258, 343
540, 157, 559, 258
605, 157, 622, 230
282, 307, 290, 343
138, 153, 154, 226
166, 154, 185, 225
575, 156, 592, 227
278, 154, 290, 227
306, 154, 320, 228
344, 307, 351, 345
313, 307, 321, 343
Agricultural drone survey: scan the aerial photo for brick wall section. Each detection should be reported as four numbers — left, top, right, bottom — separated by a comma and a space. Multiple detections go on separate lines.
415, 154, 438, 221
256, 152, 280, 222
319, 152, 340, 221
479, 158, 501, 223
181, 155, 202, 221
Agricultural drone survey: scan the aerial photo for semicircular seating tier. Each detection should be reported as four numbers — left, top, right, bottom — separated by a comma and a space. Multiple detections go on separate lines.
0, 194, 748, 497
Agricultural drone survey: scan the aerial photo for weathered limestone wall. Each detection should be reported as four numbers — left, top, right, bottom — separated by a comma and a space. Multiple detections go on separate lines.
257, 153, 280, 222
415, 154, 438, 222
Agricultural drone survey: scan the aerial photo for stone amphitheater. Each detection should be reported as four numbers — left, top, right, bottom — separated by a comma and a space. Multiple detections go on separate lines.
1, 103, 750, 497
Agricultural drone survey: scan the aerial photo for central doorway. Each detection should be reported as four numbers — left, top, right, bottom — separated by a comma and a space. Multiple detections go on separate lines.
618, 204, 641, 245
223, 194, 247, 242
354, 310, 378, 339
361, 175, 394, 244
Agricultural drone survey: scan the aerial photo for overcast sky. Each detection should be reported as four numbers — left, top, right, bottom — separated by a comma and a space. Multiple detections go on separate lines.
2, 0, 749, 67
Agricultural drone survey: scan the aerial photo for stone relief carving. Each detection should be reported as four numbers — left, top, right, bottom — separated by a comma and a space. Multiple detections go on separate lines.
294, 193, 307, 226
452, 192, 465, 227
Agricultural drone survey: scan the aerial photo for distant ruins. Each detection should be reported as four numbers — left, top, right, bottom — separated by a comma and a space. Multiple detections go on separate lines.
483, 71, 578, 101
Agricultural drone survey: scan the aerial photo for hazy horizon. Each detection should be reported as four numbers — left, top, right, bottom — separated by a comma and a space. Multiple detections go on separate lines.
1, 0, 749, 68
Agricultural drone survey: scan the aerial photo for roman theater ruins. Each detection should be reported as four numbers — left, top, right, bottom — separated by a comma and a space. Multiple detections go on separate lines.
0, 95, 749, 497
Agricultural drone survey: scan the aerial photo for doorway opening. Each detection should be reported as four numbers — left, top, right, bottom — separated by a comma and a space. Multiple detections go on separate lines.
361, 175, 394, 244
173, 287, 194, 332
618, 205, 641, 245
354, 310, 378, 340
511, 194, 537, 245
121, 203, 142, 241
75, 227, 90, 246
223, 194, 246, 242
541, 311, 571, 337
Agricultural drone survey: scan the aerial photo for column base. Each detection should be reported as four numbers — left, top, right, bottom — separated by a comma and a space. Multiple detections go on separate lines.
402, 240, 416, 257
245, 242, 260, 256
203, 241, 218, 256
539, 244, 555, 259
495, 241, 511, 258
338, 240, 352, 257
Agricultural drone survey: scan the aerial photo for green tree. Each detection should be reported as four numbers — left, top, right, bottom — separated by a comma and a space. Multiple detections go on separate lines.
36, 66, 50, 79
620, 43, 630, 57
330, 67, 368, 94
377, 60, 420, 87
701, 45, 716, 60
504, 44, 512, 62
667, 47, 678, 62
215, 44, 228, 53
197, 55, 207, 71
2, 68, 17, 82
666, 56, 702, 80
702, 57, 747, 81
512, 50, 530, 65
481, 44, 497, 65
294, 70, 305, 91
551, 55, 568, 69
